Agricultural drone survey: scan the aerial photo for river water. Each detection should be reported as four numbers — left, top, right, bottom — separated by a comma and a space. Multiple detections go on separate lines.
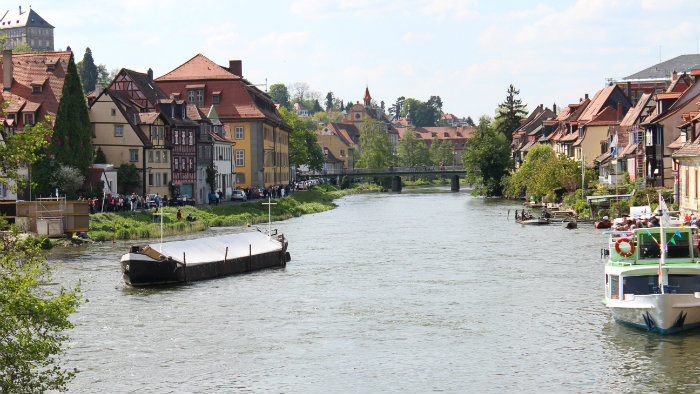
49, 186, 700, 393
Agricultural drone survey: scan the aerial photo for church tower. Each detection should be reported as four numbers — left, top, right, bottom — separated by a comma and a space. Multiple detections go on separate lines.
363, 86, 371, 107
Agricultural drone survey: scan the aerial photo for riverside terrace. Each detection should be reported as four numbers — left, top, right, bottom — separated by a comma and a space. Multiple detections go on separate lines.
322, 165, 465, 192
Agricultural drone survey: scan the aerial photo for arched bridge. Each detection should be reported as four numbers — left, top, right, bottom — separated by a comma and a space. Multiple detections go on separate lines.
322, 165, 465, 192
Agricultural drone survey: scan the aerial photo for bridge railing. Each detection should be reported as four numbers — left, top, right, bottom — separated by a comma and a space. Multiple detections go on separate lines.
323, 165, 464, 176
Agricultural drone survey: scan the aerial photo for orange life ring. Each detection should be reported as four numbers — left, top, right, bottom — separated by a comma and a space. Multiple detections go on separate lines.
615, 237, 635, 257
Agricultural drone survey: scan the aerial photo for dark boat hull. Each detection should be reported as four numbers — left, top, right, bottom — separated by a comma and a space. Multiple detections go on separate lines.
120, 234, 290, 286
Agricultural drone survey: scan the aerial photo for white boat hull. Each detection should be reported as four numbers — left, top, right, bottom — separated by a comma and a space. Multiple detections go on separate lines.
606, 294, 700, 334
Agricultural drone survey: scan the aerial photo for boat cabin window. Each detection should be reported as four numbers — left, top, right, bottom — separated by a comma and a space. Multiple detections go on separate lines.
622, 275, 660, 295
666, 275, 700, 294
609, 275, 619, 299
637, 231, 691, 259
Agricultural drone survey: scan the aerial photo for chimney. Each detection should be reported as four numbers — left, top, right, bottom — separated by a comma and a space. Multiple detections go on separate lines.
18, 5, 21, 14
228, 60, 242, 77
94, 81, 102, 96
672, 70, 678, 81
553, 103, 557, 114
147, 68, 153, 81
617, 102, 622, 122
3, 50, 13, 92
585, 93, 589, 100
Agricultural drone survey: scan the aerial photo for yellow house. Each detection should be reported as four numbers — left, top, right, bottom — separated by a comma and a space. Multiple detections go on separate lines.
90, 89, 171, 196
317, 123, 358, 170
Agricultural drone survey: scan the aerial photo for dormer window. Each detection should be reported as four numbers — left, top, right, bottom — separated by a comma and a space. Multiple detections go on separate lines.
32, 85, 42, 94
24, 113, 34, 126
213, 94, 220, 105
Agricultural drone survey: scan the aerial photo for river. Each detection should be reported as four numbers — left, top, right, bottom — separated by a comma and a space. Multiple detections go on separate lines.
49, 186, 700, 393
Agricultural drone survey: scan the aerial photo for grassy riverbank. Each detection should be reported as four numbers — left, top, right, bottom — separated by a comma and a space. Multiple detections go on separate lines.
87, 184, 377, 241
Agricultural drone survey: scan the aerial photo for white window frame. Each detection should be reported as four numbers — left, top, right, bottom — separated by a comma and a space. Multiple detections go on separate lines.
115, 124, 123, 137
235, 126, 244, 140
235, 149, 245, 167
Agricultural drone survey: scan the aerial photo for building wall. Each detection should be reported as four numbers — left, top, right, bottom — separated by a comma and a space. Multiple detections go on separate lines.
90, 94, 144, 169
227, 121, 252, 187
678, 158, 700, 214
318, 131, 353, 169
0, 26, 54, 52
143, 121, 171, 197
580, 125, 610, 166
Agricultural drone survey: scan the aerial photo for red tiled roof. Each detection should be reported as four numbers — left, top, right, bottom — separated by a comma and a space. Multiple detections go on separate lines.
0, 51, 71, 128
668, 135, 684, 149
620, 142, 637, 157
585, 106, 621, 126
655, 92, 682, 100
155, 54, 287, 128
578, 85, 617, 123
138, 112, 160, 125
620, 93, 653, 127
673, 137, 700, 158
156, 54, 240, 82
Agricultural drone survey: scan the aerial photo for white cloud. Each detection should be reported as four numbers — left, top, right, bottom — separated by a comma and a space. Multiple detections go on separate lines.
420, 0, 478, 19
401, 31, 437, 44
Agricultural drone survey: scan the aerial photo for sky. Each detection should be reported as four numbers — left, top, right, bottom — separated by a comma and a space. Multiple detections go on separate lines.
17, 0, 700, 119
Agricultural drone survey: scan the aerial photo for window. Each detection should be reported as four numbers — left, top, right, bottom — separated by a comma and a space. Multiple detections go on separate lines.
163, 173, 168, 186
174, 130, 179, 145
181, 158, 186, 172
129, 149, 138, 162
235, 126, 244, 139
158, 126, 164, 139
236, 173, 245, 184
148, 173, 153, 186
189, 158, 194, 171
114, 124, 123, 137
196, 90, 204, 106
213, 94, 220, 105
154, 173, 161, 187
610, 275, 619, 299
174, 158, 179, 171
148, 151, 153, 163
187, 90, 194, 104
32, 85, 42, 94
340, 149, 345, 157
150, 127, 157, 141
155, 150, 160, 163
111, 108, 116, 116
622, 275, 659, 295
189, 131, 194, 145
235, 149, 245, 167
163, 151, 168, 162
24, 113, 34, 125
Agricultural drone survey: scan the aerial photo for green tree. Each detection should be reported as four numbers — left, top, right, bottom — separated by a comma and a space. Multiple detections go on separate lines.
32, 52, 92, 197
117, 163, 141, 194
430, 138, 455, 166
397, 127, 430, 167
465, 116, 475, 127
311, 99, 323, 114
76, 48, 97, 94
279, 107, 325, 171
206, 164, 217, 192
313, 110, 344, 125
95, 64, 111, 88
268, 83, 290, 109
50, 164, 85, 199
325, 91, 334, 111
0, 99, 81, 392
12, 42, 32, 54
93, 147, 107, 164
357, 118, 392, 168
403, 98, 440, 127
0, 226, 82, 393
494, 84, 528, 142
389, 96, 405, 120
462, 116, 512, 196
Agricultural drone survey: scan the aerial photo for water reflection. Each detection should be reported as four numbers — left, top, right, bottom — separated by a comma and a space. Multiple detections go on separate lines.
602, 320, 700, 393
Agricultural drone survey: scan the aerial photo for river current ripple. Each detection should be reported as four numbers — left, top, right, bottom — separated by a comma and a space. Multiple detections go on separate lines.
49, 186, 700, 393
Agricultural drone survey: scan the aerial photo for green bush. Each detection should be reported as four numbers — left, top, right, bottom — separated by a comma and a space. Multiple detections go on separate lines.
23, 235, 53, 250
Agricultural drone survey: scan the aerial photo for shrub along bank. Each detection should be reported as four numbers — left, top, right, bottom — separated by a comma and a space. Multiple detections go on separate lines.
88, 184, 374, 241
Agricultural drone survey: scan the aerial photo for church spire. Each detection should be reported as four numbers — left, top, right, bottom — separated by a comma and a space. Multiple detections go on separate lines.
363, 86, 371, 107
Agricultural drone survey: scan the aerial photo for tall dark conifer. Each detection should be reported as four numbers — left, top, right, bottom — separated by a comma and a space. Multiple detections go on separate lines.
78, 47, 98, 94
494, 84, 528, 142
32, 52, 92, 197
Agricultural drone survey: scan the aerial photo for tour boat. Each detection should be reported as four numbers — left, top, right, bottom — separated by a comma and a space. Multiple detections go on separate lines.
603, 226, 700, 334
120, 230, 290, 286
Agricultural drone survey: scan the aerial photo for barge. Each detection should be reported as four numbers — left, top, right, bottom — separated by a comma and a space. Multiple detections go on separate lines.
120, 230, 290, 286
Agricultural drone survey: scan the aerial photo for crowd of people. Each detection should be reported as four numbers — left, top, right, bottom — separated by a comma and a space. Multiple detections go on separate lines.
85, 180, 317, 214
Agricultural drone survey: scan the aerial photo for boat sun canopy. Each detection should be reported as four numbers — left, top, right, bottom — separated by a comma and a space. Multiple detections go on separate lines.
146, 232, 280, 266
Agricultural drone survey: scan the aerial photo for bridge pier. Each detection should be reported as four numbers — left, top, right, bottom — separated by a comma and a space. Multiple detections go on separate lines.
391, 176, 402, 192
451, 175, 460, 192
